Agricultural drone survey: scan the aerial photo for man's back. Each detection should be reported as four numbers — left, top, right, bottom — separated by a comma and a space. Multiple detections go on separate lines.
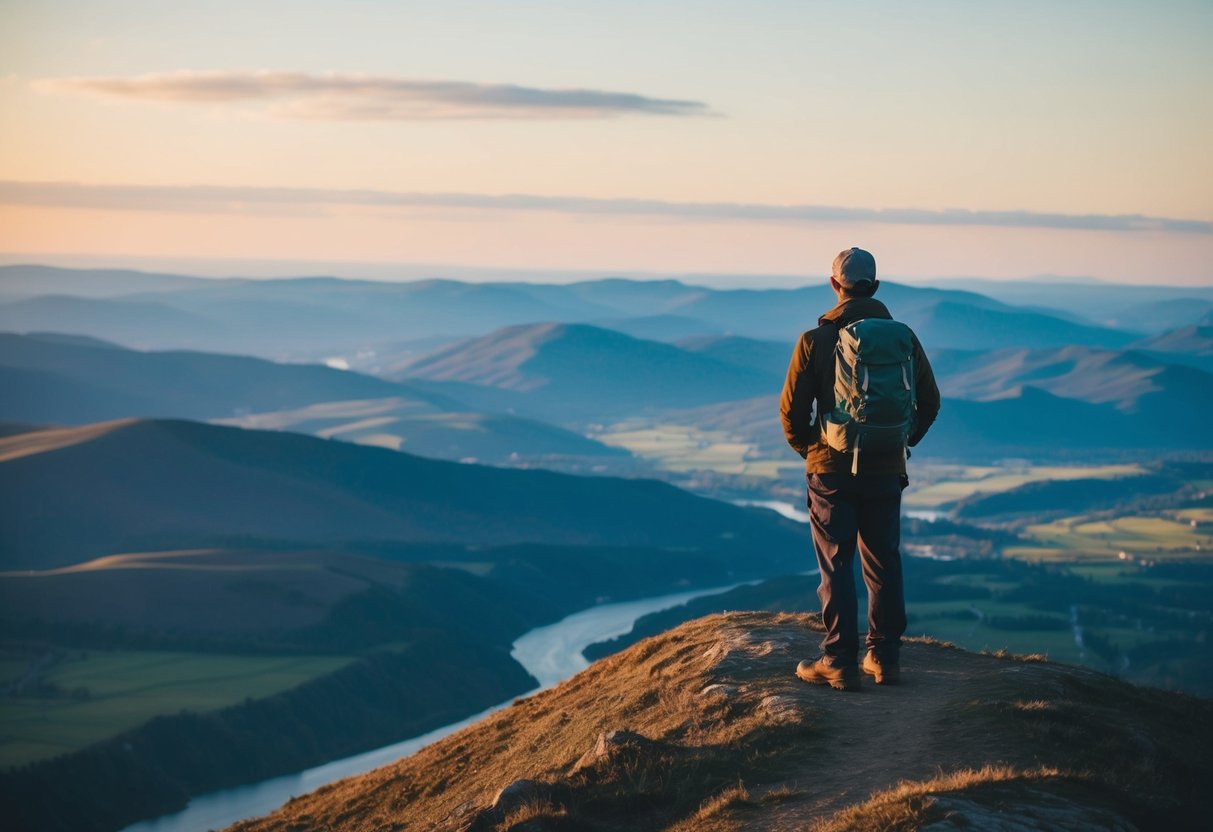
779, 295, 940, 475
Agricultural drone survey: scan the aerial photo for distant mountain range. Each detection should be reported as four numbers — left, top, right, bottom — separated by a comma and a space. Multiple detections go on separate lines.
0, 265, 1143, 361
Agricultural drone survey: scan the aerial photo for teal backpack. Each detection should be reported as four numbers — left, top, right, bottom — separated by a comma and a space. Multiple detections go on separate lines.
820, 318, 917, 474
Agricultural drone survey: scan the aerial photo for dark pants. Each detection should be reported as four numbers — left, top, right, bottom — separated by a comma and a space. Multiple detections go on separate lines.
807, 472, 907, 666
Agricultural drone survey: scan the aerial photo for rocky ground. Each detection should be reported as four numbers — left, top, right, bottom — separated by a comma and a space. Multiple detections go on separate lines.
230, 611, 1212, 831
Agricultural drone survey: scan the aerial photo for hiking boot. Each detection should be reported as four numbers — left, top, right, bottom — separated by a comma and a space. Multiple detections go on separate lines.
862, 652, 900, 685
796, 657, 860, 691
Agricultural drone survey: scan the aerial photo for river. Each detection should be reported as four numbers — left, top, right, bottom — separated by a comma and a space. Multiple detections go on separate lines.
120, 581, 751, 832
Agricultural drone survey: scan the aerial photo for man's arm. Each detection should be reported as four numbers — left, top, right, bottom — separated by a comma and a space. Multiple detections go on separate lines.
779, 332, 817, 458
908, 334, 941, 447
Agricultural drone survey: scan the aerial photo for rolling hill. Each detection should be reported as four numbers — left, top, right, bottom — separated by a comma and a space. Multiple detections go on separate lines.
0, 331, 434, 423
393, 323, 777, 420
0, 418, 805, 570
0, 332, 629, 467
932, 344, 1213, 414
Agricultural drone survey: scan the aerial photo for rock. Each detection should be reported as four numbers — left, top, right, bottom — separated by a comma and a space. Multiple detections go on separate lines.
759, 694, 802, 723
699, 683, 736, 698
490, 778, 545, 813
919, 789, 1138, 831
572, 729, 657, 773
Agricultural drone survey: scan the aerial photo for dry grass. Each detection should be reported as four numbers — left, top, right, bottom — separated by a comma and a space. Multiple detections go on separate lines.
812, 765, 1071, 832
666, 781, 753, 830
904, 634, 959, 650
981, 647, 1051, 663
230, 611, 1213, 832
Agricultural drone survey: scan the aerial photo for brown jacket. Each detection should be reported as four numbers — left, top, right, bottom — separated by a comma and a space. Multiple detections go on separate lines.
779, 296, 941, 474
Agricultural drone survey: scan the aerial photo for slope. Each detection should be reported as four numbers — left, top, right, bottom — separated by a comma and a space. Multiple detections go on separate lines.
228, 611, 1213, 832
0, 418, 804, 570
395, 323, 776, 420
0, 332, 629, 467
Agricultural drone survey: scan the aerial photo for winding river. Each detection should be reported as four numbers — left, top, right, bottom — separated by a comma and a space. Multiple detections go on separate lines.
120, 580, 751, 832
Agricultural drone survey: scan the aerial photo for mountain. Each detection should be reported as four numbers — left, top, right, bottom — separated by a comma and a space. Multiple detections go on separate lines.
1134, 324, 1213, 356
676, 335, 792, 377
0, 264, 211, 299
0, 295, 227, 349
0, 418, 805, 570
0, 332, 431, 423
394, 323, 777, 421
0, 265, 1137, 359
933, 344, 1213, 411
1128, 325, 1213, 373
0, 332, 629, 468
903, 300, 1135, 351
594, 314, 724, 343
930, 278, 1213, 332
226, 612, 1213, 832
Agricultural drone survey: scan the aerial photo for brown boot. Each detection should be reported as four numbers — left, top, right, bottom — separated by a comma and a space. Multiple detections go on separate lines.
796, 657, 861, 691
862, 652, 900, 685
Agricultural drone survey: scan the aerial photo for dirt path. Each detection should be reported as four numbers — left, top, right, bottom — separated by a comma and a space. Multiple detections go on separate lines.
696, 614, 1067, 829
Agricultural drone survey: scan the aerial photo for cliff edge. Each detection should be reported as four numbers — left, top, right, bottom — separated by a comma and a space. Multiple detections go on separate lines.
231, 611, 1212, 831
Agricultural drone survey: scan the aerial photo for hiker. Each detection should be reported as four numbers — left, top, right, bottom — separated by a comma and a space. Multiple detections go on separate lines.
780, 247, 940, 691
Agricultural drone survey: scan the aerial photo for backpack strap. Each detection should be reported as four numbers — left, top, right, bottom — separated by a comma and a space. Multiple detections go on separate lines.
809, 321, 840, 440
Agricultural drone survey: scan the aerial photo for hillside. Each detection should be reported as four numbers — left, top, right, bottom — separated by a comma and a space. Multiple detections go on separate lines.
933, 344, 1213, 411
0, 418, 804, 570
229, 612, 1213, 832
0, 331, 434, 422
0, 332, 629, 468
394, 323, 776, 420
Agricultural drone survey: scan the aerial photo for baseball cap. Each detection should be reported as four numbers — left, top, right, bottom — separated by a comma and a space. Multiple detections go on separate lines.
832, 247, 877, 288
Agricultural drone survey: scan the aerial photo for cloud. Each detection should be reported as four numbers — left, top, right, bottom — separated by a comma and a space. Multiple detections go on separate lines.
36, 70, 712, 120
1, 180, 1209, 234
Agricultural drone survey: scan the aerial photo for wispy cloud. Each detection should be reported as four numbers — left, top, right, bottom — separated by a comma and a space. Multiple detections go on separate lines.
2, 180, 1209, 234
36, 70, 713, 120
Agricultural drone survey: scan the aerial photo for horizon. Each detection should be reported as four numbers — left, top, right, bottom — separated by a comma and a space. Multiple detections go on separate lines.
2, 1, 1211, 285
2, 253, 1207, 291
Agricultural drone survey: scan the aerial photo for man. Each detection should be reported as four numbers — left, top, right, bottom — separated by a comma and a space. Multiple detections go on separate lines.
780, 247, 940, 691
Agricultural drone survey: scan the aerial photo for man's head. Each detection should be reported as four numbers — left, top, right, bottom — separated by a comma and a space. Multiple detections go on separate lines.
830, 247, 878, 299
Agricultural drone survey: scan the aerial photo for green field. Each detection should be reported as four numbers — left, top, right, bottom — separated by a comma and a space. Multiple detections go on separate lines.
0, 650, 353, 769
902, 463, 1145, 509
1009, 513, 1213, 562
596, 422, 798, 478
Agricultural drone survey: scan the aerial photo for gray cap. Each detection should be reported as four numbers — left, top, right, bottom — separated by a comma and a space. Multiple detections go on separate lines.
832, 247, 877, 287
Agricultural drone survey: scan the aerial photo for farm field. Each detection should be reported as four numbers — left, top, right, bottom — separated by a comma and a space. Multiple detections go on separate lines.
902, 463, 1145, 509
0, 650, 353, 769
595, 422, 796, 478
1008, 513, 1213, 562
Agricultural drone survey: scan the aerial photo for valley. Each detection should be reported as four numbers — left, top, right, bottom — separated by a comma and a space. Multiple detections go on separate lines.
1, 264, 1211, 831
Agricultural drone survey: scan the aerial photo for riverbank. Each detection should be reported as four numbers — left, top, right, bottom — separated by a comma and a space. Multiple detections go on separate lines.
116, 581, 753, 832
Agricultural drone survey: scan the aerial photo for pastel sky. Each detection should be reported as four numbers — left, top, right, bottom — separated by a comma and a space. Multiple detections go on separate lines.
1, 0, 1211, 285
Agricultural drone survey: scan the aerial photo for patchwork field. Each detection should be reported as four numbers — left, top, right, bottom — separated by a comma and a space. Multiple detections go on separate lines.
902, 463, 1145, 509
595, 422, 797, 478
0, 650, 353, 768
1008, 513, 1213, 561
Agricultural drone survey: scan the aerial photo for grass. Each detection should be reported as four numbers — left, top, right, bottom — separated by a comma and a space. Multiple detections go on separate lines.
595, 423, 799, 477
812, 765, 1070, 832
902, 464, 1144, 509
1019, 513, 1213, 561
905, 599, 1083, 664
0, 650, 353, 769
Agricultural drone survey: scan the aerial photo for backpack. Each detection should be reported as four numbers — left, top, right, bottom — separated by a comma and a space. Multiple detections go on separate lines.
820, 318, 917, 474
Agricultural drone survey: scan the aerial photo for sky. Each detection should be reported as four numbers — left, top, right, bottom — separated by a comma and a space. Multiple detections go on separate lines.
1, 0, 1211, 285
